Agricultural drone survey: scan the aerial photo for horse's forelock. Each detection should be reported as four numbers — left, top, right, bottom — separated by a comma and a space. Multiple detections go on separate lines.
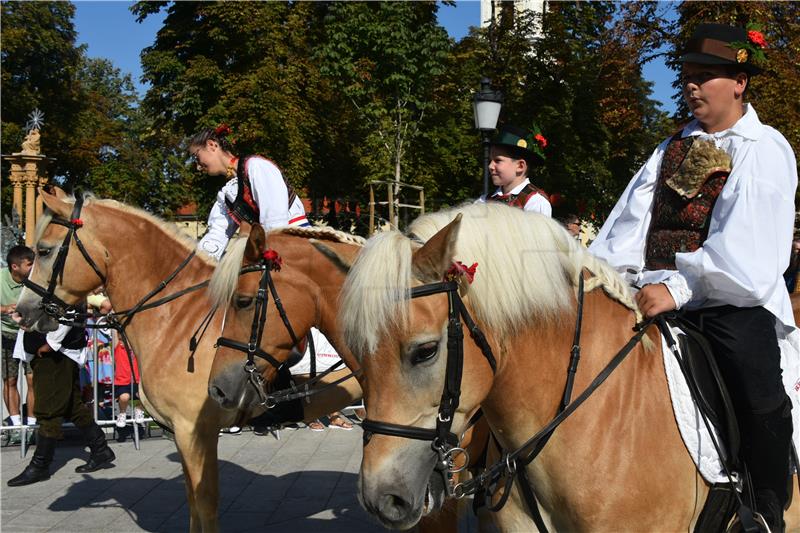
340, 231, 413, 360
209, 237, 249, 308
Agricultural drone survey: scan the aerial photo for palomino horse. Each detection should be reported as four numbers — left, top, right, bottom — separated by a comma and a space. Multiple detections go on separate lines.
14, 189, 360, 532
337, 202, 800, 531
206, 224, 493, 532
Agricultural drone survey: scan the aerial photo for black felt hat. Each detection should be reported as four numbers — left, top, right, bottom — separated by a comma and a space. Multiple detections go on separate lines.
679, 23, 765, 75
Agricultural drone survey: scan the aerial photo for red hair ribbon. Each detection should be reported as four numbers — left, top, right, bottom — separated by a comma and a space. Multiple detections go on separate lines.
444, 261, 478, 284
215, 123, 232, 137
70, 218, 83, 227
262, 249, 282, 271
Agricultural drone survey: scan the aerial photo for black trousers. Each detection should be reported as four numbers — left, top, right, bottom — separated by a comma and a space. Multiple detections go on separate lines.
683, 305, 788, 414
30, 352, 94, 439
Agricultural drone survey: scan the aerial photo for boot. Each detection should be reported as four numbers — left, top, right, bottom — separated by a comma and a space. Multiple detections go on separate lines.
741, 400, 794, 533
75, 423, 115, 473
7, 434, 56, 487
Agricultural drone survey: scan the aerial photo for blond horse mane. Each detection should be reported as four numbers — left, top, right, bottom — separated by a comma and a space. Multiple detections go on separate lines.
341, 203, 642, 360
209, 226, 365, 309
35, 192, 216, 266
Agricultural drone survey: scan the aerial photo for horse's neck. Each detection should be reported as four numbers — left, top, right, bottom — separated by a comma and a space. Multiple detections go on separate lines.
276, 235, 360, 370
97, 211, 213, 313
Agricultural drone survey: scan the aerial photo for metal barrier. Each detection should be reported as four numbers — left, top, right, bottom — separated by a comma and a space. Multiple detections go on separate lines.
1, 324, 153, 458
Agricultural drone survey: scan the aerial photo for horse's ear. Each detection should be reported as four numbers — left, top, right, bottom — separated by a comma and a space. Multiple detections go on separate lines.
310, 240, 351, 275
244, 224, 267, 263
38, 187, 72, 218
412, 213, 462, 282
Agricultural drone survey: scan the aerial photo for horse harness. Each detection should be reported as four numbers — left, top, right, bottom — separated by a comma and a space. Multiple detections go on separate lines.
24, 195, 351, 412
360, 273, 659, 532
214, 254, 360, 409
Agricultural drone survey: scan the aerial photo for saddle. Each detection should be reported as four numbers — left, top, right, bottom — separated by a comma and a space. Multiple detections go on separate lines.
662, 315, 742, 533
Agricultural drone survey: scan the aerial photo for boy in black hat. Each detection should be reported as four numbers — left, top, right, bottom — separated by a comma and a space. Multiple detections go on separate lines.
479, 124, 552, 216
591, 23, 797, 531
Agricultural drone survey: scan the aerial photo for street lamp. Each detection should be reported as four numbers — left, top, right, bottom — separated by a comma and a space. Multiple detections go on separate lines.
472, 77, 503, 197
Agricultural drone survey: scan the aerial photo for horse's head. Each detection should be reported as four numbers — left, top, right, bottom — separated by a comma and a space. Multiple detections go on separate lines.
340, 213, 501, 529
17, 187, 108, 332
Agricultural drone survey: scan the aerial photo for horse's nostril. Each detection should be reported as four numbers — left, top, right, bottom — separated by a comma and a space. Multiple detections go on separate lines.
379, 493, 413, 523
208, 385, 227, 404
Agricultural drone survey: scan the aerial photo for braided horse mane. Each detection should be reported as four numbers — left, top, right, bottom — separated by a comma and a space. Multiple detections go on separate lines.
341, 202, 642, 360
209, 225, 365, 309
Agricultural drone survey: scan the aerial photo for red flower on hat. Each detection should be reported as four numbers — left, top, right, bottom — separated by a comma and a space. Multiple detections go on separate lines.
747, 30, 767, 49
534, 133, 547, 149
215, 123, 232, 137
262, 249, 282, 271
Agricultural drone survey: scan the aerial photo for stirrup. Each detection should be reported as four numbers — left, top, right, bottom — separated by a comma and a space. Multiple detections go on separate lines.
727, 511, 772, 533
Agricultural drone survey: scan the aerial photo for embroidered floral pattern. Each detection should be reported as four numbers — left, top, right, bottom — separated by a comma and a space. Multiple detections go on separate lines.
645, 135, 728, 270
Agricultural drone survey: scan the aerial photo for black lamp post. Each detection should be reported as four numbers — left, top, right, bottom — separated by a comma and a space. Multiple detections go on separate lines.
472, 77, 503, 197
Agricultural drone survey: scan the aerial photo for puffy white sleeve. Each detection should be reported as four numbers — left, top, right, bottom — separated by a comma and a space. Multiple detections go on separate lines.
248, 158, 292, 230
589, 141, 667, 277
675, 133, 798, 309
198, 179, 239, 260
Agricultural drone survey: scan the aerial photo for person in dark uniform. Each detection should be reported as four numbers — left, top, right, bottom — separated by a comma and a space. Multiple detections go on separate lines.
7, 320, 116, 487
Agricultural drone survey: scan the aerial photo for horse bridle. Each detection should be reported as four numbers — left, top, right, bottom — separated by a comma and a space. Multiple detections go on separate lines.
214, 255, 359, 409
22, 194, 107, 318
360, 280, 498, 497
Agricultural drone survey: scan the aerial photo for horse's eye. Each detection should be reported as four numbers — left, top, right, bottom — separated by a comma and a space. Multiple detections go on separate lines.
411, 342, 439, 365
234, 296, 254, 309
37, 247, 52, 258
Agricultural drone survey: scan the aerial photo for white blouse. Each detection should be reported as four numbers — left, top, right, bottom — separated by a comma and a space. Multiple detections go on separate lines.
590, 104, 798, 328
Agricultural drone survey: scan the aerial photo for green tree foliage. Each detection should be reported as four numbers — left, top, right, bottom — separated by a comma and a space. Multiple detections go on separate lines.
669, 2, 800, 182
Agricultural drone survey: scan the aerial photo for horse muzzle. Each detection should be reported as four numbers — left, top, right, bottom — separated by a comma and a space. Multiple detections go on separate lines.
208, 363, 260, 412
15, 292, 59, 333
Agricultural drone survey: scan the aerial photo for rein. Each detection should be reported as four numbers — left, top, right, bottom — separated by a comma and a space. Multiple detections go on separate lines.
215, 257, 361, 409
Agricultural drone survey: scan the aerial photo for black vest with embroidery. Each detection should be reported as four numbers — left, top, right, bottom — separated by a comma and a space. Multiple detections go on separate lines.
224, 155, 298, 225
489, 183, 548, 210
644, 134, 730, 270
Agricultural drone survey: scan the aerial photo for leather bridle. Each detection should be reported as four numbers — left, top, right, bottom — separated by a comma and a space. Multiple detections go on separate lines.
22, 194, 107, 318
360, 280, 498, 497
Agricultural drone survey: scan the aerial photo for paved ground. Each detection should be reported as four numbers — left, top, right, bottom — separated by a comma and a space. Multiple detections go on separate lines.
1, 421, 402, 532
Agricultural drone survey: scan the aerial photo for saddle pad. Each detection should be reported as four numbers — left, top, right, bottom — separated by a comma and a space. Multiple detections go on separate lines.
661, 322, 800, 484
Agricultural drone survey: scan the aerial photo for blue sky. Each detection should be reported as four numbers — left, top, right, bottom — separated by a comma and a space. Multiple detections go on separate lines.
74, 1, 678, 114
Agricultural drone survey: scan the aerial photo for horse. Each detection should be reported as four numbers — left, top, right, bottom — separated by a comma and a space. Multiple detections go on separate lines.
336, 201, 800, 531
206, 224, 495, 532
13, 189, 360, 532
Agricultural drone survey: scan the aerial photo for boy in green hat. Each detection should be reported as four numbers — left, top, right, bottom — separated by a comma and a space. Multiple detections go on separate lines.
591, 22, 796, 532
478, 124, 551, 216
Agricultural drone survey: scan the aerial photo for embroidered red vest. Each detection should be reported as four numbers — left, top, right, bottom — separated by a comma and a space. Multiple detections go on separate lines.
225, 155, 298, 225
489, 183, 549, 210
644, 134, 729, 270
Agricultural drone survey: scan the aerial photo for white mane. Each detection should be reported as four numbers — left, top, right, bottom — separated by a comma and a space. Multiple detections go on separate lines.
341, 202, 639, 359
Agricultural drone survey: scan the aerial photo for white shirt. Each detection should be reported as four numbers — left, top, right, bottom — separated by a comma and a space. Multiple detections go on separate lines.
477, 178, 553, 217
13, 325, 87, 365
198, 157, 308, 260
590, 104, 798, 329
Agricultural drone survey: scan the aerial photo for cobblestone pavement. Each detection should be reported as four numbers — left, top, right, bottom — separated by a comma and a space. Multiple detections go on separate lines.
1, 422, 397, 532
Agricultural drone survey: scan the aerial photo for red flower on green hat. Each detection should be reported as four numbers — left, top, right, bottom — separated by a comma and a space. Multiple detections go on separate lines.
534, 134, 547, 149
747, 30, 767, 49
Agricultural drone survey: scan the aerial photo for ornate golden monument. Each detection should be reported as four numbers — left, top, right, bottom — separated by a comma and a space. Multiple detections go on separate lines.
3, 110, 49, 246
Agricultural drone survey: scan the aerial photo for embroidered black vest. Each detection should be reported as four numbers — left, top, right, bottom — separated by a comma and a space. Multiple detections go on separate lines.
225, 155, 298, 225
644, 134, 730, 270
489, 183, 549, 210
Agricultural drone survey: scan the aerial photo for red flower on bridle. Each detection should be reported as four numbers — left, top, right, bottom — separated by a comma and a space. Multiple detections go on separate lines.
444, 261, 478, 284
70, 218, 83, 227
262, 249, 282, 271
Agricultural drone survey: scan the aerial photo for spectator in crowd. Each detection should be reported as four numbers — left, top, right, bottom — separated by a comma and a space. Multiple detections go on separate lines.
113, 340, 143, 429
1, 245, 35, 444
8, 311, 116, 487
560, 213, 582, 239
783, 238, 800, 293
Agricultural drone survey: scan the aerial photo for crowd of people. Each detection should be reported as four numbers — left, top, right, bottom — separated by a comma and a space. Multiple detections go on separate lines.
2, 21, 799, 532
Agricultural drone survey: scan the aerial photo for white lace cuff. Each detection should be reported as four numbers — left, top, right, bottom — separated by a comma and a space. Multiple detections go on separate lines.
662, 273, 692, 310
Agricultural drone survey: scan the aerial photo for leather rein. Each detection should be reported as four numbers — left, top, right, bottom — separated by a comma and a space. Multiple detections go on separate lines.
360, 273, 656, 532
